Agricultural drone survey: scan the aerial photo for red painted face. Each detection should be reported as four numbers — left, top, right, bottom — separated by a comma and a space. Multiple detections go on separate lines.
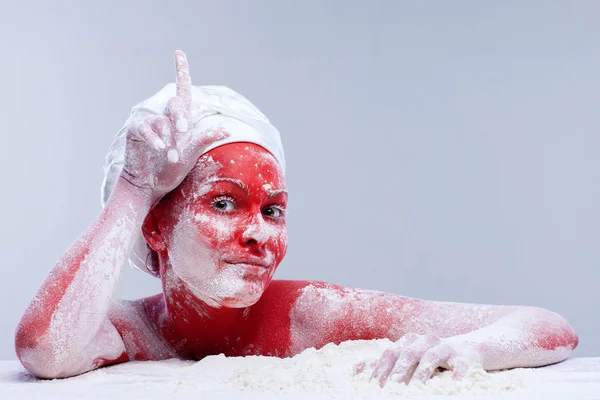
157, 143, 288, 308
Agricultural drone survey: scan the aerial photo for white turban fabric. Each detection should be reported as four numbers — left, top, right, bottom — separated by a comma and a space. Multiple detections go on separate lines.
100, 83, 285, 276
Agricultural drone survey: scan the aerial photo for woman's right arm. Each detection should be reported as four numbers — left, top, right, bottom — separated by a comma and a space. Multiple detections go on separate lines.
15, 50, 224, 378
14, 178, 154, 378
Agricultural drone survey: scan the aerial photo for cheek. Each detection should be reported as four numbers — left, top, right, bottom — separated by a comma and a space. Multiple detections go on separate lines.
270, 229, 288, 262
193, 211, 240, 249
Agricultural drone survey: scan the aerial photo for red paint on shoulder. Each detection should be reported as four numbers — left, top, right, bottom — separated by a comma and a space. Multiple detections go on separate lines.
238, 280, 314, 356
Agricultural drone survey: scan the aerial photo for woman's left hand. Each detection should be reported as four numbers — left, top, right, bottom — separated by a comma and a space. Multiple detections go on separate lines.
368, 333, 481, 387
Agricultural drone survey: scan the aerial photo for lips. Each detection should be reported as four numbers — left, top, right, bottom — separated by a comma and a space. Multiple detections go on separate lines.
222, 258, 270, 276
223, 255, 269, 267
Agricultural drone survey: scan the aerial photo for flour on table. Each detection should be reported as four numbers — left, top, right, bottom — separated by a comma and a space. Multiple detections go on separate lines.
7, 339, 531, 399
191, 339, 525, 397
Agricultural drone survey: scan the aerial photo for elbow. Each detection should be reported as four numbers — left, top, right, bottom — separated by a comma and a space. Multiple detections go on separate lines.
16, 347, 82, 379
528, 306, 578, 353
15, 338, 59, 379
17, 351, 63, 379
15, 327, 78, 379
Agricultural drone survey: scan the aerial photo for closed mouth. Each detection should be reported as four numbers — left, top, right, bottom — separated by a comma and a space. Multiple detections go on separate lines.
223, 260, 270, 275
224, 259, 269, 268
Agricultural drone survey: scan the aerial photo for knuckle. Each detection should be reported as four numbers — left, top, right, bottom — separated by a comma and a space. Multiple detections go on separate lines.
403, 332, 419, 342
424, 333, 441, 345
406, 348, 420, 360
139, 124, 154, 138
167, 96, 183, 109
390, 359, 411, 378
421, 348, 442, 364
381, 347, 400, 360
147, 115, 166, 129
451, 355, 470, 369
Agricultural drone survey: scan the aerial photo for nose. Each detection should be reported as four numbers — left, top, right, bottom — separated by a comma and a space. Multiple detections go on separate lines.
241, 215, 269, 248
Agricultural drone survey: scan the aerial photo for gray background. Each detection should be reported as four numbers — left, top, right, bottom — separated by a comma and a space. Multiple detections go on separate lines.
1, 1, 598, 360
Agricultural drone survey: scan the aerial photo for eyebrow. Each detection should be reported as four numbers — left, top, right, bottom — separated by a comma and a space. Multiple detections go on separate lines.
206, 177, 249, 193
267, 188, 288, 197
203, 177, 288, 197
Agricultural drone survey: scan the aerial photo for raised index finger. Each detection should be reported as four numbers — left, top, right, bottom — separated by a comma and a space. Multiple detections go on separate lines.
174, 50, 192, 111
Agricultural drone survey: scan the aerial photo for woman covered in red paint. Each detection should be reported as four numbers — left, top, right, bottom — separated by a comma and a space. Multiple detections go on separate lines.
15, 51, 578, 385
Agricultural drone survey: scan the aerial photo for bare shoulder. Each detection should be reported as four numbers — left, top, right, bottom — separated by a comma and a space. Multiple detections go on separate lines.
261, 279, 406, 315
275, 281, 415, 354
261, 280, 317, 297
108, 295, 176, 361
249, 280, 316, 319
255, 280, 345, 312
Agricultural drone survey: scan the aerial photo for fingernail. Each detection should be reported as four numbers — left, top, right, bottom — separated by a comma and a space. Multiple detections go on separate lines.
176, 118, 188, 133
154, 138, 166, 149
167, 149, 179, 163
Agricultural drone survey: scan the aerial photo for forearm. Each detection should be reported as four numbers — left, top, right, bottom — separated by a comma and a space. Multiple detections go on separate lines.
447, 307, 578, 370
15, 177, 153, 358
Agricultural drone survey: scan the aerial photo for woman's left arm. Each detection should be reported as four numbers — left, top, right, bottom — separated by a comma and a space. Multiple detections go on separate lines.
288, 281, 577, 385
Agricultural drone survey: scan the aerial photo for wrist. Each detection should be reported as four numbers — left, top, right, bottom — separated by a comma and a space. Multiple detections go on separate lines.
110, 176, 156, 213
443, 335, 484, 364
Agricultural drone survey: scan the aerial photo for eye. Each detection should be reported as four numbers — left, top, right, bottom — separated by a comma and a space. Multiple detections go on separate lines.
211, 196, 236, 213
262, 205, 285, 219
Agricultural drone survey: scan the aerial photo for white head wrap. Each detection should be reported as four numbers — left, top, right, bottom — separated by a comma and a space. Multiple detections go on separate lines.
100, 83, 285, 276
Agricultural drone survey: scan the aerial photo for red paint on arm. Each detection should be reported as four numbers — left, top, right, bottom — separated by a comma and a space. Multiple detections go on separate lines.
533, 311, 579, 351
15, 179, 150, 377
315, 284, 402, 343
15, 234, 95, 351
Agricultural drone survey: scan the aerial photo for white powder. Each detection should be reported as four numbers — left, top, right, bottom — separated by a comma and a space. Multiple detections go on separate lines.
213, 339, 525, 398
167, 149, 179, 163
176, 118, 188, 133
12, 339, 525, 399
9, 349, 600, 399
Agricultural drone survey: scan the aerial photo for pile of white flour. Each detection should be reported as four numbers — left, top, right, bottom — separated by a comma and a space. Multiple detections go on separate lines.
195, 339, 525, 397
7, 341, 598, 400
50, 338, 526, 399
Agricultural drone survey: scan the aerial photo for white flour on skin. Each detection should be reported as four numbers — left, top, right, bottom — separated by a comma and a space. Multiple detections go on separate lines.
450, 308, 576, 370
164, 147, 285, 309
242, 214, 280, 251
288, 285, 574, 372
289, 284, 405, 355
161, 268, 211, 325
19, 200, 142, 377
164, 155, 247, 307
194, 213, 233, 242
169, 207, 278, 309
167, 208, 246, 308
108, 300, 176, 361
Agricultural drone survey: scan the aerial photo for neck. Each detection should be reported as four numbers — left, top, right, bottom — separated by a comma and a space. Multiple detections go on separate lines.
154, 267, 249, 358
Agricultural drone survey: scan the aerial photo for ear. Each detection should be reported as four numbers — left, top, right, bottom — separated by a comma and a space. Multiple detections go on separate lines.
142, 206, 168, 253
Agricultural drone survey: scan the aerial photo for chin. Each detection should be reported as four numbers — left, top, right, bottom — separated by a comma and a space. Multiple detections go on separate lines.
169, 262, 275, 308
218, 279, 269, 308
